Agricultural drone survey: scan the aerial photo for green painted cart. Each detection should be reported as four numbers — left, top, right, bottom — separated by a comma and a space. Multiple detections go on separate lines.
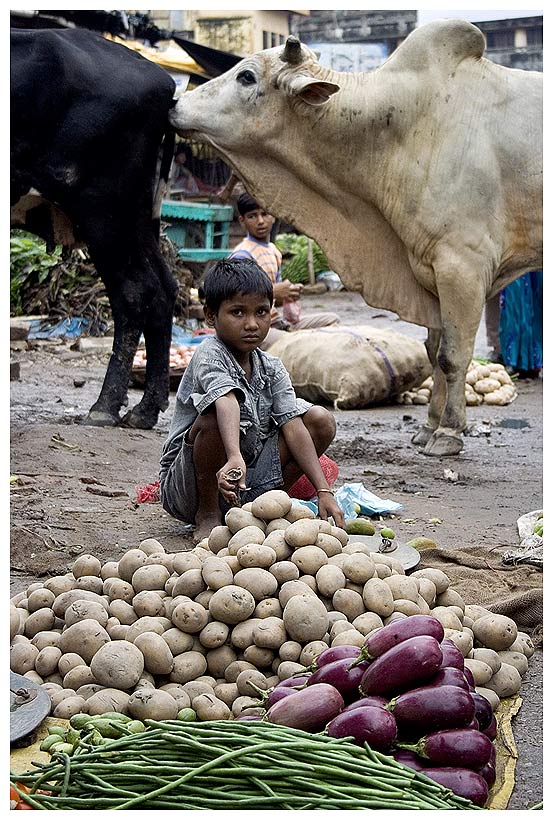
161, 199, 234, 262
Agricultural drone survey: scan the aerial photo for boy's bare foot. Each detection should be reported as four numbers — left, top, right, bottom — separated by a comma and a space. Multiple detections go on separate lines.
194, 513, 222, 544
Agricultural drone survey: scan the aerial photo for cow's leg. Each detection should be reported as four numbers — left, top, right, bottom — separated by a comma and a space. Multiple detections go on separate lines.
412, 328, 444, 446
423, 272, 485, 456
121, 254, 177, 429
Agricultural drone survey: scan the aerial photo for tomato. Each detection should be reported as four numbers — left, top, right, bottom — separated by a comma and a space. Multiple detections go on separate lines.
15, 801, 34, 809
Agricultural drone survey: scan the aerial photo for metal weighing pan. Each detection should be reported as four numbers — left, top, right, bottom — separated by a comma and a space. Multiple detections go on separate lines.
10, 671, 51, 744
348, 534, 421, 572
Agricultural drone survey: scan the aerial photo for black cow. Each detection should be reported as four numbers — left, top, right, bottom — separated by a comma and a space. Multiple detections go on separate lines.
11, 27, 178, 428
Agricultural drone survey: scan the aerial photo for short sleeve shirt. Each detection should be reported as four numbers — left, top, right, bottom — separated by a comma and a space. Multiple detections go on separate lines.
159, 336, 304, 481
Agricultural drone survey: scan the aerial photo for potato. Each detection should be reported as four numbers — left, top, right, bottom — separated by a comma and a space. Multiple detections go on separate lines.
208, 585, 256, 624
470, 648, 502, 675
135, 672, 156, 689
172, 570, 207, 598
10, 642, 39, 675
486, 663, 522, 697
233, 568, 278, 601
30, 631, 62, 651
279, 640, 302, 662
242, 645, 274, 668
103, 578, 134, 603
290, 546, 328, 576
373, 563, 392, 579
117, 549, 148, 583
75, 576, 105, 595
251, 616, 287, 649
163, 628, 195, 656
228, 526, 266, 554
43, 575, 75, 597
235, 668, 269, 696
206, 646, 238, 678
284, 519, 320, 548
130, 591, 163, 618
170, 651, 208, 683
138, 538, 165, 555
254, 598, 283, 619
330, 620, 354, 640
315, 565, 345, 598
206, 525, 232, 554
331, 629, 366, 648
299, 640, 329, 667
475, 686, 500, 711
286, 504, 316, 523
181, 681, 214, 701
362, 578, 394, 617
24, 608, 56, 638
88, 641, 144, 689
72, 553, 102, 578
343, 542, 373, 557
59, 619, 110, 664
201, 556, 234, 590
472, 614, 518, 651
497, 650, 529, 677
50, 687, 76, 708
65, 600, 109, 628
282, 593, 328, 643
417, 578, 437, 607
342, 553, 376, 585
224, 660, 257, 683
249, 489, 290, 519
27, 588, 56, 613
416, 595, 431, 615
220, 555, 241, 574
352, 612, 384, 635
172, 552, 202, 574
513, 632, 535, 658
230, 619, 260, 650
332, 588, 365, 621
225, 507, 266, 534
125, 616, 169, 643
87, 688, 130, 715
213, 682, 239, 708
464, 658, 493, 686
128, 688, 179, 720
430, 606, 464, 631
76, 683, 105, 700
134, 632, 174, 675
172, 601, 209, 634
277, 660, 305, 680
232, 695, 263, 717
278, 580, 317, 608
100, 561, 120, 581
270, 561, 300, 585
383, 575, 419, 603
435, 588, 466, 612
236, 544, 277, 569
35, 646, 62, 677
131, 564, 170, 593
444, 627, 473, 657
411, 568, 450, 594
53, 695, 89, 719
263, 530, 293, 561
108, 624, 130, 641
265, 518, 291, 535
58, 652, 86, 677
63, 665, 97, 690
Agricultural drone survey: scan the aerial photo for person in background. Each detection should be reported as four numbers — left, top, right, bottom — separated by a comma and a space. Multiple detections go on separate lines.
230, 192, 340, 349
159, 257, 345, 542
498, 270, 543, 378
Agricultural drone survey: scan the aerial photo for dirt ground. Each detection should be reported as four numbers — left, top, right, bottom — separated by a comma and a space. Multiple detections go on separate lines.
10, 290, 543, 809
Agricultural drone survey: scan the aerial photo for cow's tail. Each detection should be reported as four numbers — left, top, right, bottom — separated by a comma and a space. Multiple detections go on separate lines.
153, 125, 176, 236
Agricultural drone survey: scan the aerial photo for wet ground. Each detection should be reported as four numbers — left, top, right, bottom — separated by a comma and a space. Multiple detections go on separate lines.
10, 289, 542, 808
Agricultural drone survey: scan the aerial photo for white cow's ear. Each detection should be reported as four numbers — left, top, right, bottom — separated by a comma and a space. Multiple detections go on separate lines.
287, 75, 340, 106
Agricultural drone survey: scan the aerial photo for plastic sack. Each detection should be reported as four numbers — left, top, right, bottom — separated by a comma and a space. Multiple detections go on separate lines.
291, 481, 402, 520
283, 298, 303, 324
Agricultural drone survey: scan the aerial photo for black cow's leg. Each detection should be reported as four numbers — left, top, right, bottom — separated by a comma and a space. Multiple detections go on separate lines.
120, 251, 177, 429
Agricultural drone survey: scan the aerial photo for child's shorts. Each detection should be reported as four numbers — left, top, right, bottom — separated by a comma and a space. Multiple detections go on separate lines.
160, 400, 312, 525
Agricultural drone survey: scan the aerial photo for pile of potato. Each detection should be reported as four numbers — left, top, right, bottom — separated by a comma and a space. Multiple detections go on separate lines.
10, 490, 534, 722
401, 361, 517, 407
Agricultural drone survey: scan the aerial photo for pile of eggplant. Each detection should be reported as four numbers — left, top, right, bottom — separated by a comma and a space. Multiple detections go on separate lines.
251, 615, 497, 807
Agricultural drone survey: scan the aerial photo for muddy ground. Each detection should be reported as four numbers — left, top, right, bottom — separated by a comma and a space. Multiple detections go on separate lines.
10, 290, 542, 809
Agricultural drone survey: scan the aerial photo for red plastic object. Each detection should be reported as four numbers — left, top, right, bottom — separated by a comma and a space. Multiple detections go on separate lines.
136, 481, 160, 503
289, 455, 339, 500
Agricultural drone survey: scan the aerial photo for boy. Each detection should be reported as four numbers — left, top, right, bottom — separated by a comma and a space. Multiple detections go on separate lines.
230, 192, 340, 349
160, 257, 344, 541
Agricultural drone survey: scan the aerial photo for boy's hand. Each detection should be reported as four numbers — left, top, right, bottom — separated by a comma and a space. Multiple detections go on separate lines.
274, 281, 303, 303
217, 457, 248, 505
317, 492, 345, 529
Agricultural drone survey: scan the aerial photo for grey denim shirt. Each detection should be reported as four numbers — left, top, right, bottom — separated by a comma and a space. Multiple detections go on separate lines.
160, 336, 306, 481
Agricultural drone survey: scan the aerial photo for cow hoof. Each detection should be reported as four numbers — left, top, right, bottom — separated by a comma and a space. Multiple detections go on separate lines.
411, 425, 435, 447
83, 410, 120, 427
423, 431, 464, 457
120, 408, 157, 430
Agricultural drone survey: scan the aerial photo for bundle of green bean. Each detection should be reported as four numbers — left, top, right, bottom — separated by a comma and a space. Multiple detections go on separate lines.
12, 721, 481, 810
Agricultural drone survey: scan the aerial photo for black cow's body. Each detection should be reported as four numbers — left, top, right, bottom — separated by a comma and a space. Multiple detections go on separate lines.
11, 28, 177, 428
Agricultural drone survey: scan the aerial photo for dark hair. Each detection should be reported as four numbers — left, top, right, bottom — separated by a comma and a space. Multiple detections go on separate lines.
202, 257, 273, 312
237, 192, 261, 216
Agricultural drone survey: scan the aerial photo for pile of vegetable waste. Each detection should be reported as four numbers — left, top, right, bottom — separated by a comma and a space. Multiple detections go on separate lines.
11, 720, 482, 810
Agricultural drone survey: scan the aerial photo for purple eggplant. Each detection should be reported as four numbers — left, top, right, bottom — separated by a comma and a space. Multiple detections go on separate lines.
392, 749, 426, 771
463, 666, 476, 689
235, 714, 264, 721
483, 713, 497, 740
397, 728, 493, 770
426, 666, 470, 690
342, 695, 388, 712
311, 645, 360, 669
266, 683, 344, 731
360, 635, 443, 696
469, 691, 493, 732
307, 657, 368, 698
466, 718, 479, 730
387, 685, 476, 733
354, 615, 445, 664
478, 762, 496, 788
265, 687, 296, 709
275, 674, 311, 689
421, 767, 489, 807
438, 641, 465, 670
326, 705, 397, 752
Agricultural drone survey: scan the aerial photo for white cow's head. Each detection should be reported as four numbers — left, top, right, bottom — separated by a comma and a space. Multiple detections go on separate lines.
170, 37, 340, 154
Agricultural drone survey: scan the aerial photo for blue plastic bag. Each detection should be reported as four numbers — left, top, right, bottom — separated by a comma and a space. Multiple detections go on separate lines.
291, 482, 402, 520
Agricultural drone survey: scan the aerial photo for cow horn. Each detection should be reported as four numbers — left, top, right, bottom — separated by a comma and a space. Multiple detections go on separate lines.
280, 36, 303, 64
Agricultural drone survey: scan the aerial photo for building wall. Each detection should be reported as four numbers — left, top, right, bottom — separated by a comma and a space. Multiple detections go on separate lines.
473, 17, 542, 71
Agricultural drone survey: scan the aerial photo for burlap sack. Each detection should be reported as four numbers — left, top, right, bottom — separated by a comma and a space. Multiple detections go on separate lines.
268, 325, 431, 409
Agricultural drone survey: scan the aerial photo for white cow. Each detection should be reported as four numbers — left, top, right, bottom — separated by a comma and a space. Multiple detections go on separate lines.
170, 19, 542, 456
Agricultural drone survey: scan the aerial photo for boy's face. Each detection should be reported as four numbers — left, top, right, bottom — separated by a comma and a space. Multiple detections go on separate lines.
204, 292, 272, 358
240, 208, 275, 242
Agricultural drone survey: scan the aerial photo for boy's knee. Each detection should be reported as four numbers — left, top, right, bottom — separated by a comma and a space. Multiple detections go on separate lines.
305, 405, 336, 439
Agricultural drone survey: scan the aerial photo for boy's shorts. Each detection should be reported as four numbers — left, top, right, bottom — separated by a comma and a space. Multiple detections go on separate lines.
160, 399, 312, 525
